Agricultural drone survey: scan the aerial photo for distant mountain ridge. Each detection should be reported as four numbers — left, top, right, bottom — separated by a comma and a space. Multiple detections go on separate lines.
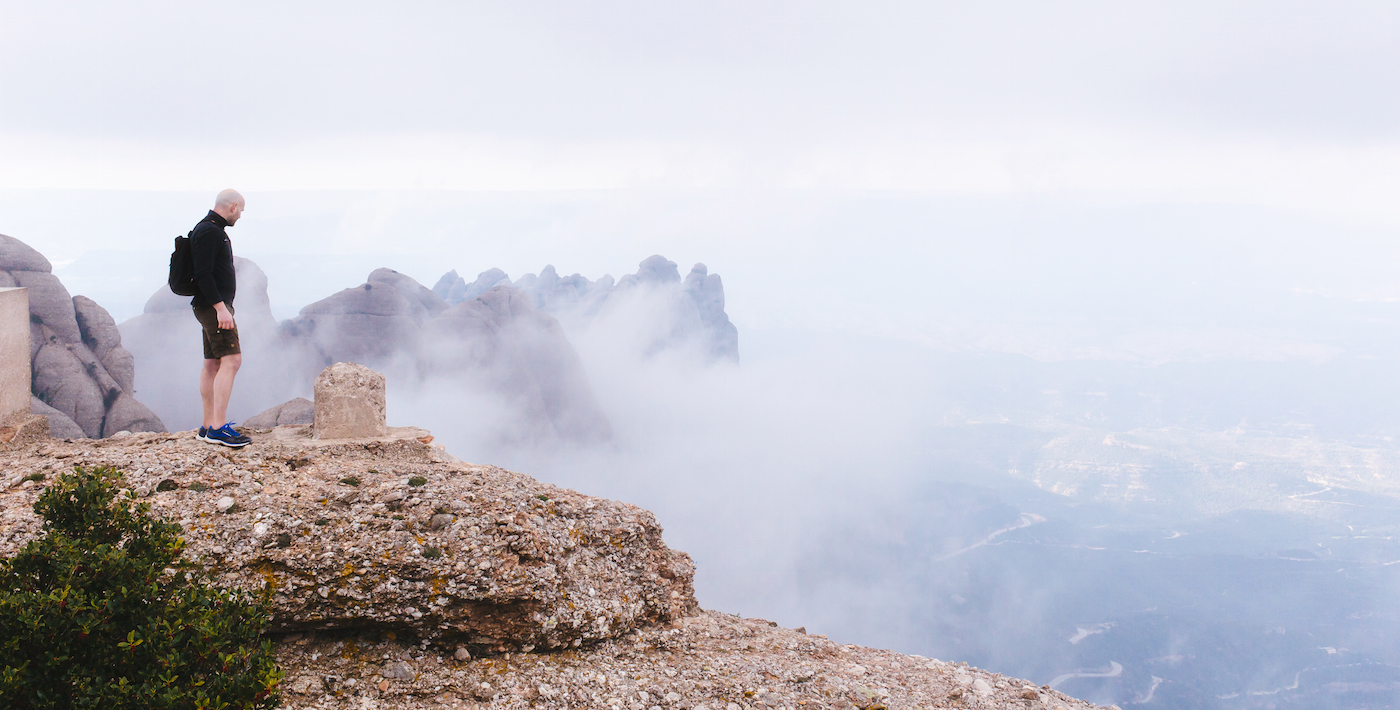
433, 255, 739, 364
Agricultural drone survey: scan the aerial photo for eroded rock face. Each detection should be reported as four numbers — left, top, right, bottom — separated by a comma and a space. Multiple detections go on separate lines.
314, 363, 387, 439
0, 234, 164, 439
0, 429, 697, 652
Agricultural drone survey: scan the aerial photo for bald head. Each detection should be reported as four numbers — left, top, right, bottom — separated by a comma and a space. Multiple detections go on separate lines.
213, 189, 245, 225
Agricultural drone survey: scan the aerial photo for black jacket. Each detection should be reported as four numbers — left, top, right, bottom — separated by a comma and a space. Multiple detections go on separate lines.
190, 210, 236, 308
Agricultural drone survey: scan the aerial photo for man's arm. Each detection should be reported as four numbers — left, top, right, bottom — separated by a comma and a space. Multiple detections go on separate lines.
190, 230, 233, 329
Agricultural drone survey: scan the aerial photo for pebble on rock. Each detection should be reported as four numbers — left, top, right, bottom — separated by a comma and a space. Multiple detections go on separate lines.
383, 660, 414, 681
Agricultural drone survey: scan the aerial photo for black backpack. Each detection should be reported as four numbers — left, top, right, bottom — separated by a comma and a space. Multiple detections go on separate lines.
168, 231, 196, 296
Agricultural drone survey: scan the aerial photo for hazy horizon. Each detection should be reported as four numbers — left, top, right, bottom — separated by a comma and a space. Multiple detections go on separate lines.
6, 3, 1400, 707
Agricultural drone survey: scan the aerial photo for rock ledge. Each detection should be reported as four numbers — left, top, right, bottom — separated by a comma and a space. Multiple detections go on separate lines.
0, 430, 1107, 710
0, 427, 695, 654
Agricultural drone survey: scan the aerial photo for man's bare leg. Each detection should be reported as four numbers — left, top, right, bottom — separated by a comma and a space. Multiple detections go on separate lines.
201, 353, 242, 428
200, 358, 220, 428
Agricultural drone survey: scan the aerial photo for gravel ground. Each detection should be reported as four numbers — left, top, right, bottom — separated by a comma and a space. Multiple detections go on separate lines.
275, 610, 1109, 710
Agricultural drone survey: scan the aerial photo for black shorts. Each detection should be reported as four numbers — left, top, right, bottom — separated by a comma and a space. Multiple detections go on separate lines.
192, 303, 241, 360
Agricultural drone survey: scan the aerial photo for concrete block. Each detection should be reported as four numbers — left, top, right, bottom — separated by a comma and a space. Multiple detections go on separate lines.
0, 288, 30, 421
313, 362, 387, 439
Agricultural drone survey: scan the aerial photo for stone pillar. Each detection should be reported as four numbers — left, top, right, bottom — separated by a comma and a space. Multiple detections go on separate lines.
0, 287, 30, 421
313, 362, 387, 439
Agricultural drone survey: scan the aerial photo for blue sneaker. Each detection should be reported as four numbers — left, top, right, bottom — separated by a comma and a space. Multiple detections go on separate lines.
196, 426, 208, 442
204, 423, 250, 448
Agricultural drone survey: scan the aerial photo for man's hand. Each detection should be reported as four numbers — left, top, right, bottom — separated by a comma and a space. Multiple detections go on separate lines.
213, 302, 234, 330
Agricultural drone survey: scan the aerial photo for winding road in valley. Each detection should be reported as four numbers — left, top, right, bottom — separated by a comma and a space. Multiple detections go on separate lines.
934, 513, 1047, 561
1049, 661, 1123, 690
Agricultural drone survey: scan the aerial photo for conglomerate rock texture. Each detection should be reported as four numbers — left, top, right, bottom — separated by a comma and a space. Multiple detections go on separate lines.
269, 612, 1108, 710
0, 431, 1107, 710
0, 428, 695, 653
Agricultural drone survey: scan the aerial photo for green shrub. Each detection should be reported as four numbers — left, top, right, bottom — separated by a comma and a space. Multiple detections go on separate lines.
0, 467, 282, 709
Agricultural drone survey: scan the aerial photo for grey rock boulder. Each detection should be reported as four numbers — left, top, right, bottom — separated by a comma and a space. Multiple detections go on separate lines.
368, 268, 449, 319
463, 267, 511, 302
682, 263, 739, 362
101, 392, 165, 438
74, 293, 138, 394
0, 234, 53, 273
30, 326, 107, 438
633, 254, 682, 285
72, 295, 122, 359
99, 347, 136, 397
244, 397, 315, 428
140, 283, 194, 314
280, 280, 422, 364
29, 395, 85, 439
431, 270, 463, 302
12, 271, 81, 344
1, 235, 165, 438
433, 268, 512, 304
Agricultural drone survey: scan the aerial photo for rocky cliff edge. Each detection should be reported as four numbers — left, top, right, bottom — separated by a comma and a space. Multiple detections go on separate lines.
0, 430, 1104, 710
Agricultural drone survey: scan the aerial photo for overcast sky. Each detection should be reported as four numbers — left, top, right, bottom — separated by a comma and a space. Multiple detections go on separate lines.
3, 0, 1399, 363
3, 1, 1400, 220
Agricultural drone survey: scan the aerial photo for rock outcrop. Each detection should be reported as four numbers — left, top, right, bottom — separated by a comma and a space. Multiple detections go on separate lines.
0, 428, 696, 653
0, 431, 1106, 710
434, 255, 740, 363
432, 268, 511, 305
0, 234, 165, 438
28, 396, 84, 439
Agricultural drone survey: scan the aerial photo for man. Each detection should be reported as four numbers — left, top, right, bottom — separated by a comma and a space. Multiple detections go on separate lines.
191, 189, 250, 448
